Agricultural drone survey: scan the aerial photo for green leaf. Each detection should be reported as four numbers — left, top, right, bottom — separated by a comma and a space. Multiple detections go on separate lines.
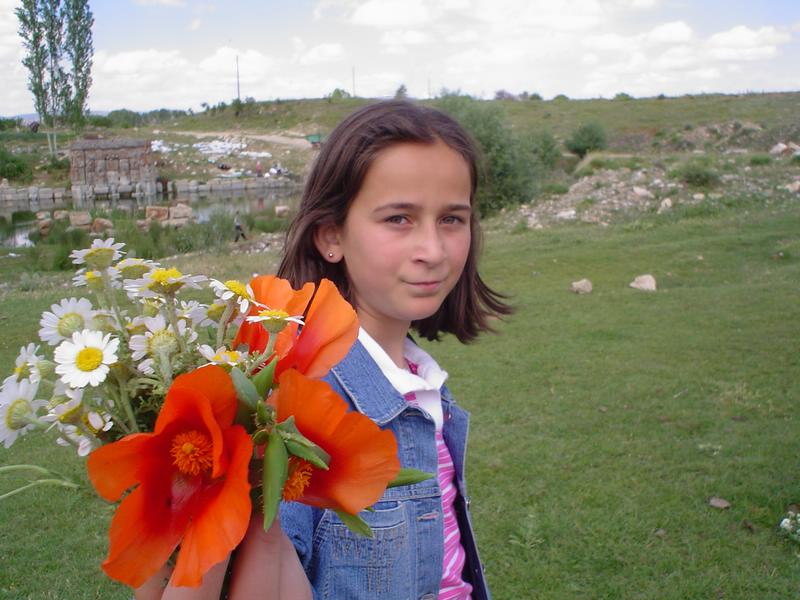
334, 510, 373, 538
230, 367, 259, 408
253, 357, 277, 398
387, 468, 434, 488
262, 431, 288, 532
285, 439, 330, 470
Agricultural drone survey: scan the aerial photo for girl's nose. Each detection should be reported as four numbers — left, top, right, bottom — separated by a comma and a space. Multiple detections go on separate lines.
413, 223, 446, 265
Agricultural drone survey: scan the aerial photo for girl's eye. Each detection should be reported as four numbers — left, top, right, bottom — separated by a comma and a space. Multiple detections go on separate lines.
441, 215, 466, 225
386, 215, 409, 224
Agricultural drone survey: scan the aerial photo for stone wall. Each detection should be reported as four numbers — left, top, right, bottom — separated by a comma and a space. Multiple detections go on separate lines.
70, 138, 156, 188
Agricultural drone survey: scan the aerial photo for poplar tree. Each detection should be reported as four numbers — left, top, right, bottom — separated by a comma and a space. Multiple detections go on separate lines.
16, 0, 94, 155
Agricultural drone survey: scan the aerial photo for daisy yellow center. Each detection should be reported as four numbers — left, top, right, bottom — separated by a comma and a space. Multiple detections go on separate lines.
84, 247, 115, 269
207, 302, 226, 321
258, 309, 290, 320
148, 330, 178, 356
75, 347, 103, 372
14, 364, 31, 380
57, 312, 85, 337
282, 459, 314, 502
58, 403, 82, 424
85, 271, 100, 282
224, 280, 249, 298
170, 430, 214, 477
214, 350, 240, 363
150, 267, 183, 285
5, 398, 31, 431
119, 261, 150, 279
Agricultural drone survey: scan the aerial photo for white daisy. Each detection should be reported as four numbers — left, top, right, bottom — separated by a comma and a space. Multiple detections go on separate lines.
115, 256, 157, 281
125, 267, 206, 299
0, 379, 46, 448
73, 267, 121, 291
128, 315, 198, 363
42, 386, 84, 425
178, 300, 212, 327
198, 344, 247, 367
39, 297, 95, 346
55, 424, 96, 457
70, 238, 125, 269
246, 308, 305, 333
3, 343, 43, 384
209, 279, 256, 313
54, 330, 119, 388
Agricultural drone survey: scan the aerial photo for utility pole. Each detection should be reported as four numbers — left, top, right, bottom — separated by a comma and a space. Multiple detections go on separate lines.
236, 54, 241, 101
351, 66, 356, 98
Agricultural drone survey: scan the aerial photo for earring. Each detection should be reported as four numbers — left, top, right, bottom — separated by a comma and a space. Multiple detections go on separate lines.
327, 252, 334, 258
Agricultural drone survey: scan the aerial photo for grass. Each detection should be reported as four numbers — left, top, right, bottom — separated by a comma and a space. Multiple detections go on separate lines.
1, 200, 800, 597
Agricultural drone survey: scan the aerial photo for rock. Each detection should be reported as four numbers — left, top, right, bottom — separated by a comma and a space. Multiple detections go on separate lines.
769, 142, 788, 155
556, 209, 576, 220
709, 497, 731, 510
632, 186, 654, 199
274, 205, 290, 218
657, 198, 673, 214
164, 217, 189, 228
38, 218, 53, 236
629, 274, 657, 292
35, 211, 51, 220
169, 203, 192, 219
0, 178, 8, 187
69, 211, 92, 228
136, 219, 150, 231
92, 217, 114, 233
692, 193, 706, 201
53, 210, 69, 221
571, 279, 593, 294
145, 205, 170, 221
782, 181, 800, 194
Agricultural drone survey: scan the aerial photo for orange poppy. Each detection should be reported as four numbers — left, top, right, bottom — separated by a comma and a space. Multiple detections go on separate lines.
269, 368, 400, 514
233, 275, 358, 379
87, 366, 253, 588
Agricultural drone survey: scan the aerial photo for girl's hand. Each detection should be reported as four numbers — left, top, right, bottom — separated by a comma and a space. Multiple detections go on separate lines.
228, 512, 312, 600
133, 556, 231, 600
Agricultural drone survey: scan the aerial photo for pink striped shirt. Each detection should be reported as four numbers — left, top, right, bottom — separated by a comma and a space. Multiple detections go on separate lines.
406, 363, 472, 600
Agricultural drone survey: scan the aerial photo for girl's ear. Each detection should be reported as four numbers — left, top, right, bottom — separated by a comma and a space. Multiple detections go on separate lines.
314, 222, 343, 263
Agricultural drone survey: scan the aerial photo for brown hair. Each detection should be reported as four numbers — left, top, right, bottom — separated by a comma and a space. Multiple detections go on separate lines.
276, 99, 512, 343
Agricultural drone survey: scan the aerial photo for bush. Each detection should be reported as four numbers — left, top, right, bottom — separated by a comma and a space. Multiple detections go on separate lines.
673, 158, 720, 188
0, 146, 33, 182
435, 93, 550, 215
0, 117, 22, 131
565, 122, 608, 158
749, 154, 771, 166
792, 155, 800, 165
87, 115, 113, 128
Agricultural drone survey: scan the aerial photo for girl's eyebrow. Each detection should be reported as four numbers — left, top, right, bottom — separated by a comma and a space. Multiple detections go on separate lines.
372, 202, 472, 214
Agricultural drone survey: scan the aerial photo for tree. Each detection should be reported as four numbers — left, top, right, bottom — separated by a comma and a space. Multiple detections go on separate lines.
565, 122, 608, 158
394, 84, 408, 99
64, 0, 94, 127
16, 0, 94, 155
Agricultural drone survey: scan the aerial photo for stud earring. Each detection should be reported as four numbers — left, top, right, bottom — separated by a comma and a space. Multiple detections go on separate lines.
327, 252, 334, 258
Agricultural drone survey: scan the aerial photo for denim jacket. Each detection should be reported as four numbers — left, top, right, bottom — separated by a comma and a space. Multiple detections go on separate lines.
280, 340, 491, 600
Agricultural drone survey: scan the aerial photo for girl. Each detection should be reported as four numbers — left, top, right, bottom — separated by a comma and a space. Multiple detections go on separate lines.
141, 100, 511, 599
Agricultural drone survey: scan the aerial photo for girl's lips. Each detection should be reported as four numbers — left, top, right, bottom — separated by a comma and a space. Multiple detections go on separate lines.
406, 280, 443, 293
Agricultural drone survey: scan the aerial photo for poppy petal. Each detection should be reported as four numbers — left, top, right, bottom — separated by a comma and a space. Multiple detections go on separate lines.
276, 279, 358, 378
159, 365, 238, 430
87, 433, 155, 501
171, 426, 253, 587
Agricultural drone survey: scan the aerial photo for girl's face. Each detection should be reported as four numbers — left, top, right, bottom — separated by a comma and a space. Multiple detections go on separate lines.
318, 139, 472, 345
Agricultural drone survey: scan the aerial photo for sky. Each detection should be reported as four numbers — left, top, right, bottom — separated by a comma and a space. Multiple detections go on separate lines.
1, 0, 799, 115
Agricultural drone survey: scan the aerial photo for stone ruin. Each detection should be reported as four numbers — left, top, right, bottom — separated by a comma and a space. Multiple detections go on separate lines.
69, 138, 157, 202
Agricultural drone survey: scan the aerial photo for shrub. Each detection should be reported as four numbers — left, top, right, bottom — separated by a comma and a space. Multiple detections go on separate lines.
673, 158, 720, 188
791, 154, 800, 165
87, 115, 113, 128
0, 146, 33, 182
614, 92, 633, 101
553, 94, 569, 101
435, 93, 550, 215
565, 122, 608, 158
749, 154, 771, 166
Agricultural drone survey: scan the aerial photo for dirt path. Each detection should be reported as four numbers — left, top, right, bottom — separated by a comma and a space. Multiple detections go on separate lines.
172, 130, 312, 149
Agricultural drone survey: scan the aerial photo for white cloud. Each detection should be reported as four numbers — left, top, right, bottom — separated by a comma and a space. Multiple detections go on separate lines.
646, 21, 693, 44
133, 0, 186, 6
350, 0, 432, 27
707, 25, 791, 61
188, 18, 201, 30
380, 29, 430, 46
298, 43, 345, 66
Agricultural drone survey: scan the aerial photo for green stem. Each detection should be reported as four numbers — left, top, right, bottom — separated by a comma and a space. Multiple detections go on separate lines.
0, 464, 52, 476
102, 270, 129, 343
216, 302, 235, 349
246, 335, 278, 377
165, 297, 188, 354
114, 371, 139, 433
158, 351, 173, 388
0, 479, 80, 501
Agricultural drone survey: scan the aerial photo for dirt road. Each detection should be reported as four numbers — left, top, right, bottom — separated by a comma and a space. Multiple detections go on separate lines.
172, 130, 312, 149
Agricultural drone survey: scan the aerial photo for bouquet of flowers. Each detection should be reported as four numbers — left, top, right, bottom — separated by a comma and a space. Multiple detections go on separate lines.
0, 238, 426, 589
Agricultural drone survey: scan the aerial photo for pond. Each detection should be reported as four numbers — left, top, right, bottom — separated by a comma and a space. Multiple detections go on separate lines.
2, 185, 303, 248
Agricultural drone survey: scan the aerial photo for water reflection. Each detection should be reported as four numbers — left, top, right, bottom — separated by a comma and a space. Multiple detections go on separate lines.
2, 186, 302, 248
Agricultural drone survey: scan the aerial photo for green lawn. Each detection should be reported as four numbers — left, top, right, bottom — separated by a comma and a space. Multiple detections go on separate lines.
1, 201, 799, 598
